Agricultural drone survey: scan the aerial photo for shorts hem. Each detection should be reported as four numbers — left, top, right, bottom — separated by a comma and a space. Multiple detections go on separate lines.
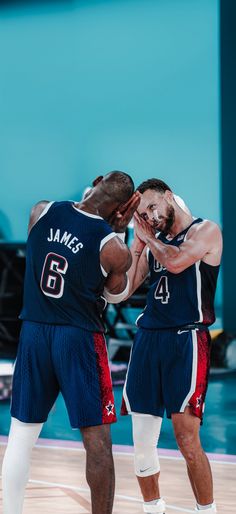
71, 418, 117, 429
121, 410, 164, 418
10, 412, 48, 424
166, 407, 203, 424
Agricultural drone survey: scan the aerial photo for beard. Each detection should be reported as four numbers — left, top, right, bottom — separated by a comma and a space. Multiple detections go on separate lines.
154, 205, 175, 235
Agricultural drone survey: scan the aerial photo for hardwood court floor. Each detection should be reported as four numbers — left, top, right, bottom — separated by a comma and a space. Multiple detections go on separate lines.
0, 442, 235, 513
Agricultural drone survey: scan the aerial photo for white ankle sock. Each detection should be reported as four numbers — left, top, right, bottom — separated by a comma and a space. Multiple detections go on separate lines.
145, 499, 161, 505
196, 501, 217, 512
143, 497, 166, 513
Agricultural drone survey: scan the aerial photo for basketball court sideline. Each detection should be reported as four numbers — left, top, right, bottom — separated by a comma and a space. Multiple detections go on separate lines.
0, 438, 235, 514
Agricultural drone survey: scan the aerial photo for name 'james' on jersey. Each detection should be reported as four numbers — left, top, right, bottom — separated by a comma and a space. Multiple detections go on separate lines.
137, 218, 220, 330
20, 201, 116, 332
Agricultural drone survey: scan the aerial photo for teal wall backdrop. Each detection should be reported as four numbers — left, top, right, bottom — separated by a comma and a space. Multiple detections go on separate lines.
0, 0, 221, 303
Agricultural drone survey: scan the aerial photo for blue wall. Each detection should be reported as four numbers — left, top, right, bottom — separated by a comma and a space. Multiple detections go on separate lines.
0, 0, 221, 303
0, 0, 221, 307
0, 0, 219, 241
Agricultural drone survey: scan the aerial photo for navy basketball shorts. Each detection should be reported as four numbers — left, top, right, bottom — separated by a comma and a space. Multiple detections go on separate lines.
121, 327, 211, 422
11, 321, 117, 428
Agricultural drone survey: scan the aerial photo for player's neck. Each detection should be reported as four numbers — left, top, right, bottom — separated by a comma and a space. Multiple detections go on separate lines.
73, 198, 111, 220
73, 200, 103, 217
168, 209, 194, 238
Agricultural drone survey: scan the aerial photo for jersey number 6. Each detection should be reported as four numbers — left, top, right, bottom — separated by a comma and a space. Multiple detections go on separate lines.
40, 252, 68, 298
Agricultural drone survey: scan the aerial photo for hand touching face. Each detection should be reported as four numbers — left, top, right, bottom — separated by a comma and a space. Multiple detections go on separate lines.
108, 191, 141, 233
137, 189, 175, 235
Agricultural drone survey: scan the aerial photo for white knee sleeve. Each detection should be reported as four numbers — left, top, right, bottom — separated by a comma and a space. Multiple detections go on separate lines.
132, 413, 162, 477
1, 417, 43, 514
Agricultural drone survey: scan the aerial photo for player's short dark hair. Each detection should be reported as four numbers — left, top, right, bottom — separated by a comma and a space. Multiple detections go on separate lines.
104, 171, 135, 203
137, 178, 172, 195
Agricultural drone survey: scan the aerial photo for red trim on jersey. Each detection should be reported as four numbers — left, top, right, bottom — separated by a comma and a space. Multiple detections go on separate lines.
189, 330, 211, 421
93, 333, 117, 424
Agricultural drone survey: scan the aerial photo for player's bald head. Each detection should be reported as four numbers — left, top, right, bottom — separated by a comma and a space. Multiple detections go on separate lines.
99, 171, 135, 204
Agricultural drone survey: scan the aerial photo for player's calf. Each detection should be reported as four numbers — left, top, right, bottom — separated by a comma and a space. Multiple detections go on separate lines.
81, 424, 115, 514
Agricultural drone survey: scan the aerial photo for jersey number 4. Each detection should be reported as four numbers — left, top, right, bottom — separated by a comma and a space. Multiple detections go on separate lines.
154, 276, 170, 304
40, 253, 68, 298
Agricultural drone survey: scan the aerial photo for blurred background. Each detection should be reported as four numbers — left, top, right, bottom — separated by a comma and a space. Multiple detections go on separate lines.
0, 0, 235, 456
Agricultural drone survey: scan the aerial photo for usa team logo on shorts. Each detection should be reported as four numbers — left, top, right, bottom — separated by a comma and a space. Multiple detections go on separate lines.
105, 401, 115, 416
196, 394, 202, 408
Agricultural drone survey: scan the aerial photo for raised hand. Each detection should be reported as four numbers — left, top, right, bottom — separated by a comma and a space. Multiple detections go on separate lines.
133, 211, 157, 243
108, 191, 141, 233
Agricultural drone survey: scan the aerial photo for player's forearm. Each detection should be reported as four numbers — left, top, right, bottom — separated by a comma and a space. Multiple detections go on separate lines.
146, 236, 179, 270
126, 238, 144, 290
126, 239, 149, 297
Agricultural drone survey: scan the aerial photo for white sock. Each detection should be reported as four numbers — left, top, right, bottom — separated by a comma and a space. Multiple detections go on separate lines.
145, 499, 161, 505
196, 501, 217, 512
1, 417, 43, 514
143, 497, 166, 513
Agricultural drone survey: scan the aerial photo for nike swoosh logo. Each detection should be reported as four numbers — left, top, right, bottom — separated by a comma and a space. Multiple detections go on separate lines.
139, 467, 151, 473
177, 329, 189, 334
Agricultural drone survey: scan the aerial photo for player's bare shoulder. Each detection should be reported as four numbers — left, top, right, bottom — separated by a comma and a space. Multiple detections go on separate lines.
100, 235, 132, 275
186, 219, 222, 265
28, 200, 51, 234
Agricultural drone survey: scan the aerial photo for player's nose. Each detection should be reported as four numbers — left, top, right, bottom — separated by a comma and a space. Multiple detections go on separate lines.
152, 210, 159, 221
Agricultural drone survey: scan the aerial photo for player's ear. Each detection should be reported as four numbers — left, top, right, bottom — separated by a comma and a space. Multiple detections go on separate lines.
164, 190, 174, 203
92, 176, 103, 187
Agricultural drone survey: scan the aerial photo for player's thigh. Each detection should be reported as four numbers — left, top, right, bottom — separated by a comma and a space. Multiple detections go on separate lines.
172, 406, 201, 451
80, 424, 113, 453
172, 406, 201, 436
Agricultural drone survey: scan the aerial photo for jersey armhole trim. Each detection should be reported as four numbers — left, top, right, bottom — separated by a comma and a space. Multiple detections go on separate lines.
99, 232, 117, 251
183, 218, 204, 241
100, 232, 117, 277
36, 201, 55, 223
101, 265, 108, 278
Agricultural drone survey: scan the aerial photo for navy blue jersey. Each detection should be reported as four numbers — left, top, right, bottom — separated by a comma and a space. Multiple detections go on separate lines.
20, 201, 116, 332
137, 218, 220, 329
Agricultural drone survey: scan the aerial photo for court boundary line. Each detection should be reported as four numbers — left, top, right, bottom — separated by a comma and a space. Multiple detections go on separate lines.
0, 476, 196, 513
0, 436, 236, 465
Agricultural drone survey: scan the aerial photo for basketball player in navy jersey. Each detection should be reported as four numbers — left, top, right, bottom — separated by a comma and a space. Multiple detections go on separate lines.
122, 179, 222, 514
2, 171, 141, 514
